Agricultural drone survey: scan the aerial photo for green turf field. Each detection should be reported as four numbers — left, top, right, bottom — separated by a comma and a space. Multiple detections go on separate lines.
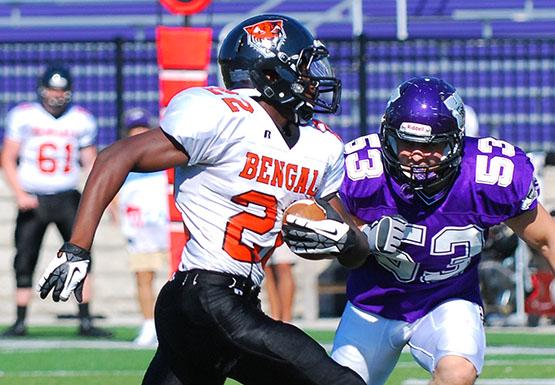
0, 326, 554, 384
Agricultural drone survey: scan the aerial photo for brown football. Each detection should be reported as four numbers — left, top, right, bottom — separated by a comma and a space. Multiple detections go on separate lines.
283, 199, 327, 223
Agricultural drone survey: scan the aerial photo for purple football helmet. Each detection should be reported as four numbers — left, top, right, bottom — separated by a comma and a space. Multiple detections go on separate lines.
380, 76, 465, 203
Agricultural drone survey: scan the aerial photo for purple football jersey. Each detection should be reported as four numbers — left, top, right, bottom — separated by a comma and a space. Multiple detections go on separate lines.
340, 134, 538, 322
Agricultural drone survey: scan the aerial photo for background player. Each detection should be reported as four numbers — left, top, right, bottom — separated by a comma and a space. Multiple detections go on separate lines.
1, 65, 111, 337
113, 107, 169, 345
264, 243, 297, 322
327, 76, 555, 385
115, 108, 169, 345
37, 15, 374, 385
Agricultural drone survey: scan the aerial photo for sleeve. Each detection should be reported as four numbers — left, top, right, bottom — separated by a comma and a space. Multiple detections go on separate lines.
478, 146, 538, 225
316, 135, 345, 199
502, 148, 538, 219
4, 105, 26, 142
78, 110, 98, 148
159, 88, 225, 166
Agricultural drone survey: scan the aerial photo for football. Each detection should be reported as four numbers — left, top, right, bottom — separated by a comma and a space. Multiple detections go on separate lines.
283, 199, 327, 223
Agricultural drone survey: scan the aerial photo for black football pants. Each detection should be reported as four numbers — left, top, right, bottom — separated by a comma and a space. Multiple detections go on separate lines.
13, 190, 82, 288
142, 269, 365, 385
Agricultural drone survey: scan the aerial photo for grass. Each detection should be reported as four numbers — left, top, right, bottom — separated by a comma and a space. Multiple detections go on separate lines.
0, 326, 554, 385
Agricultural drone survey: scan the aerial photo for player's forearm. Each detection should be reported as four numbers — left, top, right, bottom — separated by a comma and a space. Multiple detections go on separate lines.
1, 157, 26, 198
79, 146, 97, 175
69, 143, 137, 250
338, 227, 370, 268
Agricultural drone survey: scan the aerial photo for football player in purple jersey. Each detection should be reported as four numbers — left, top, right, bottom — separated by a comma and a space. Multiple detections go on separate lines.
329, 76, 555, 385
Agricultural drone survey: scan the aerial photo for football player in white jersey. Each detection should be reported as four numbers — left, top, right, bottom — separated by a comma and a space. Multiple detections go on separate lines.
1, 65, 111, 338
35, 15, 384, 385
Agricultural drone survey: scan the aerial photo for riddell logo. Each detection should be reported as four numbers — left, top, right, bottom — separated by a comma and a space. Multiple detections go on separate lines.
400, 122, 432, 137
243, 19, 286, 58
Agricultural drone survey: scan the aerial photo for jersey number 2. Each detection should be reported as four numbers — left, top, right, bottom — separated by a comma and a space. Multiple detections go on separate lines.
223, 190, 278, 263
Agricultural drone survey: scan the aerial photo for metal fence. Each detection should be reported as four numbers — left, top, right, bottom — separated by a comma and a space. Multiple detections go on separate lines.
0, 37, 554, 151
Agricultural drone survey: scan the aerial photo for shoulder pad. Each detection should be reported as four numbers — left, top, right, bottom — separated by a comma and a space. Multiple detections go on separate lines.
342, 133, 385, 199
460, 136, 537, 221
309, 118, 342, 142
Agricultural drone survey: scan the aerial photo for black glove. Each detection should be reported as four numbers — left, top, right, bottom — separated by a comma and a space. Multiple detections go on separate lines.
37, 242, 90, 302
361, 215, 407, 255
283, 199, 357, 256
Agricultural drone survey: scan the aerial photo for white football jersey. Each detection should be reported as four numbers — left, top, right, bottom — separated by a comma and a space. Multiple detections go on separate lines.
5, 102, 97, 194
118, 171, 169, 254
161, 87, 344, 285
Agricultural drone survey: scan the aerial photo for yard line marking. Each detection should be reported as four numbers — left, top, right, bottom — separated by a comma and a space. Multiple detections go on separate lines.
0, 370, 145, 377
403, 380, 555, 385
396, 358, 555, 368
0, 340, 149, 351
321, 343, 555, 355
487, 346, 555, 355
2, 339, 555, 355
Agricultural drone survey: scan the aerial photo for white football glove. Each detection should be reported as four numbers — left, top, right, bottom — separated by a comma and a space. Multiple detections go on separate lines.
361, 215, 407, 255
284, 215, 352, 255
283, 199, 357, 256
37, 242, 90, 302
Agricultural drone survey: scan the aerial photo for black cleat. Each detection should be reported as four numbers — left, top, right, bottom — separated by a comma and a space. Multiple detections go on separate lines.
1, 322, 27, 337
78, 324, 113, 338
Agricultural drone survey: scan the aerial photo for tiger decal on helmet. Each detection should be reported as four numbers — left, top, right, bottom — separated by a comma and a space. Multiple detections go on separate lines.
243, 19, 287, 58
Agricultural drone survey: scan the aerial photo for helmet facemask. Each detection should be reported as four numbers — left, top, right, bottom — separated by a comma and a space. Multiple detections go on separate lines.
381, 123, 463, 200
40, 87, 72, 109
250, 42, 341, 124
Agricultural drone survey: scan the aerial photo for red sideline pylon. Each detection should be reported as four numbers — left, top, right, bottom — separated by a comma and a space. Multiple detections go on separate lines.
156, 26, 212, 273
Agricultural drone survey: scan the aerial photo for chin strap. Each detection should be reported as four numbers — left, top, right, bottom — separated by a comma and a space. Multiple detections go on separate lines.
294, 101, 314, 124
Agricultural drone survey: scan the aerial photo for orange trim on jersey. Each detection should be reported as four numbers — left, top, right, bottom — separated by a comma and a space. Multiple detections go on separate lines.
312, 118, 343, 142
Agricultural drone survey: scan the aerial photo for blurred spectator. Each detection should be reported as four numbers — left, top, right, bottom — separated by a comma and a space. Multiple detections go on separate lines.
527, 151, 546, 204
114, 107, 169, 346
264, 243, 297, 322
1, 65, 111, 337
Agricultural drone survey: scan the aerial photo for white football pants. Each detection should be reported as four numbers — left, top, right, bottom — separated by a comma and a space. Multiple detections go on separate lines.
331, 299, 485, 385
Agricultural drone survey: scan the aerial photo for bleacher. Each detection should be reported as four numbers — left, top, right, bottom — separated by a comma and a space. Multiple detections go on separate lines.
0, 0, 554, 149
0, 0, 555, 324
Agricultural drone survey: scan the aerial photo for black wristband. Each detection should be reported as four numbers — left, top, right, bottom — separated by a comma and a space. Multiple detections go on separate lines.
59, 242, 91, 261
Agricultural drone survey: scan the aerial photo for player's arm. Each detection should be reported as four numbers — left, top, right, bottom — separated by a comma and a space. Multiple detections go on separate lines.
327, 195, 371, 267
283, 194, 370, 268
37, 128, 189, 302
505, 203, 555, 272
284, 194, 407, 268
71, 128, 188, 250
79, 145, 97, 175
1, 138, 38, 210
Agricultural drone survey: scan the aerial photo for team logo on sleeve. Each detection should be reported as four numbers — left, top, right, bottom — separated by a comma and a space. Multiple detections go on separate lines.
444, 92, 465, 131
243, 19, 287, 58
521, 177, 539, 210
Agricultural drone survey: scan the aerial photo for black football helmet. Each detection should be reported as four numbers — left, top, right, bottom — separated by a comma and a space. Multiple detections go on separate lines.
38, 65, 73, 111
218, 14, 341, 124
380, 76, 465, 203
